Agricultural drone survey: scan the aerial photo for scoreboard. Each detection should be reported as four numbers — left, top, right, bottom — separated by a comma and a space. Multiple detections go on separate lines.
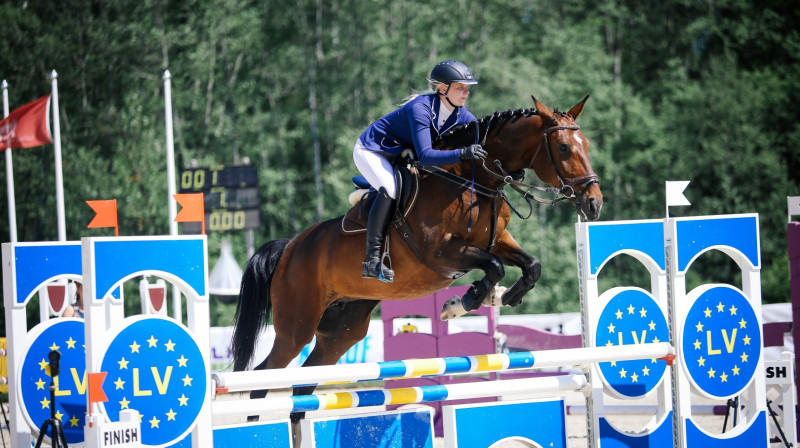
178, 164, 261, 232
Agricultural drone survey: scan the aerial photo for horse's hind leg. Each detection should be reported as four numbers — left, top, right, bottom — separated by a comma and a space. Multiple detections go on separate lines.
245, 322, 320, 421
289, 299, 380, 421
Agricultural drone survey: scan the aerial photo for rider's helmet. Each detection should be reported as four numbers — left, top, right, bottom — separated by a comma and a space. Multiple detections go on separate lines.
429, 60, 478, 86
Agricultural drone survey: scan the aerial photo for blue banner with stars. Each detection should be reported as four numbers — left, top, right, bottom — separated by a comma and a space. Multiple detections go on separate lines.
99, 316, 207, 447
681, 286, 761, 398
596, 289, 670, 398
19, 319, 87, 444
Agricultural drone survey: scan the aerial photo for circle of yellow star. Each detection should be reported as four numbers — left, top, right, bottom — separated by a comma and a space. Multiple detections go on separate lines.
65, 337, 77, 349
743, 335, 751, 345
729, 305, 738, 315
177, 355, 188, 367
716, 302, 725, 312
693, 339, 701, 350
697, 356, 706, 366
707, 368, 716, 378
732, 365, 740, 375
703, 308, 712, 318
182, 374, 193, 386
147, 335, 158, 347
695, 321, 704, 332
738, 318, 747, 329
615, 309, 623, 319
631, 372, 639, 382
720, 372, 728, 383
649, 320, 656, 330
36, 378, 47, 390
166, 409, 177, 421
639, 307, 647, 318
69, 415, 80, 427
114, 377, 126, 389
149, 416, 160, 428
49, 343, 60, 351
119, 397, 131, 409
642, 366, 650, 376
619, 368, 627, 378
118, 357, 129, 369
164, 340, 176, 352
40, 398, 51, 409
178, 394, 189, 406
627, 304, 635, 314
129, 341, 141, 353
607, 323, 616, 333
740, 352, 749, 363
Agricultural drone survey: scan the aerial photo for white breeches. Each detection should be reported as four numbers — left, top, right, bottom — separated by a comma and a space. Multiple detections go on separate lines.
353, 139, 397, 199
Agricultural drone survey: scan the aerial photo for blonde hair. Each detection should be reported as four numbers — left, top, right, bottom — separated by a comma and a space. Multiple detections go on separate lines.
399, 79, 446, 106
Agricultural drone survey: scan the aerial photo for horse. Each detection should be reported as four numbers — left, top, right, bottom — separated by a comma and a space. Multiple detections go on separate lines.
230, 95, 603, 422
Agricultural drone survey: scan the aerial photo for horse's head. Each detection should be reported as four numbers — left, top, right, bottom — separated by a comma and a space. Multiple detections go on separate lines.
525, 95, 603, 221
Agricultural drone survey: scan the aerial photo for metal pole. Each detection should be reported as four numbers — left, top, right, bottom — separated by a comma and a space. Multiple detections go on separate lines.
163, 70, 182, 320
49, 71, 66, 241
2, 80, 17, 242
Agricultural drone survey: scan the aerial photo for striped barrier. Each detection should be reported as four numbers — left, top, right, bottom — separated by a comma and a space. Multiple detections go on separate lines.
212, 342, 673, 393
213, 374, 587, 420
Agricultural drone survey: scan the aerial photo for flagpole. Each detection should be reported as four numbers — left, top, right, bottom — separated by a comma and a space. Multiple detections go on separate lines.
50, 70, 66, 241
163, 70, 181, 320
2, 80, 17, 242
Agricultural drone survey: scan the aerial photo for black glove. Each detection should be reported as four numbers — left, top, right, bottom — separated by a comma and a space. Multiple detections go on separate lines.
459, 144, 488, 161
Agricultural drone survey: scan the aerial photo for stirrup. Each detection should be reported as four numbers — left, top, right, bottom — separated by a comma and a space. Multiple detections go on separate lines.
362, 259, 394, 283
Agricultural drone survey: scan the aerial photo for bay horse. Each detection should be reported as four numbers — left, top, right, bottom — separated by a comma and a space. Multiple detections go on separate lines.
230, 95, 602, 421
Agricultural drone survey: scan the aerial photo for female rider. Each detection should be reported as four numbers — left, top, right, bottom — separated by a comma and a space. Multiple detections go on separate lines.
353, 60, 487, 282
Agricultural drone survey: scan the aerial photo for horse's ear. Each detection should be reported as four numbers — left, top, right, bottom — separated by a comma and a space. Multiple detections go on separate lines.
531, 95, 555, 121
567, 95, 590, 119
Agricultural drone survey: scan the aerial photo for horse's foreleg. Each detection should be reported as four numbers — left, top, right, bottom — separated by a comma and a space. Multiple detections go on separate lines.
492, 231, 541, 308
437, 242, 505, 320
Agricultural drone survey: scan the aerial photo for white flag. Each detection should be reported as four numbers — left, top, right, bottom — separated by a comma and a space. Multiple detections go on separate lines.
789, 196, 800, 222
666, 181, 691, 207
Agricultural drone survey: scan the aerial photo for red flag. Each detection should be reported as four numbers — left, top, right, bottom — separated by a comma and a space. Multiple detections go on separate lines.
87, 199, 118, 236
87, 372, 108, 404
174, 193, 205, 234
0, 95, 52, 151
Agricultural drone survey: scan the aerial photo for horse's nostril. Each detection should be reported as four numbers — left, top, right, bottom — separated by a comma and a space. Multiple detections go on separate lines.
585, 198, 602, 219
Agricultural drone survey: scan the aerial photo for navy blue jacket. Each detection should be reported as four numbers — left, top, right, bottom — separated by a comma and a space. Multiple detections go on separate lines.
359, 94, 477, 166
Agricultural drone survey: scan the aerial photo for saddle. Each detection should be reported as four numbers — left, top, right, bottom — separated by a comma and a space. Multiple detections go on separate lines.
341, 163, 418, 234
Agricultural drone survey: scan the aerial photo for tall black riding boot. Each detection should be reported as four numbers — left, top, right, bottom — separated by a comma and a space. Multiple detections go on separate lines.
362, 187, 396, 282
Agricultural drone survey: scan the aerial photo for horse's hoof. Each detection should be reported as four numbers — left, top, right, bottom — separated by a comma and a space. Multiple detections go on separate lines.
482, 285, 507, 307
440, 296, 467, 321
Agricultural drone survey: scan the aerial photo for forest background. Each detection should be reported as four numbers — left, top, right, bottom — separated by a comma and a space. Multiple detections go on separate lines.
0, 0, 798, 330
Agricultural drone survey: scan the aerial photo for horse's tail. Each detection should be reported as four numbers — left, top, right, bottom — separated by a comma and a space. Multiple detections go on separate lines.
231, 238, 290, 371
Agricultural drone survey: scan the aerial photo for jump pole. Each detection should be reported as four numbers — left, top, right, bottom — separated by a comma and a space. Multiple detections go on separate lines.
213, 374, 588, 420
213, 342, 673, 393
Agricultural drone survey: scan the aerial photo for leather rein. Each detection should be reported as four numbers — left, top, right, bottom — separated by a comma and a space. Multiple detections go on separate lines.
419, 121, 600, 221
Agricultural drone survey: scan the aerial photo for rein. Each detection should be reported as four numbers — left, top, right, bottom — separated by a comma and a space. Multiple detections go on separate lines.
412, 118, 600, 250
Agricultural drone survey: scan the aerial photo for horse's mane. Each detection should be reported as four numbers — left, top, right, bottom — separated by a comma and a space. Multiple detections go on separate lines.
433, 108, 539, 149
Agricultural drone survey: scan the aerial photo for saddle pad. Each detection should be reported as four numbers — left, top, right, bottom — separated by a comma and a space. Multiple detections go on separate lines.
340, 165, 418, 235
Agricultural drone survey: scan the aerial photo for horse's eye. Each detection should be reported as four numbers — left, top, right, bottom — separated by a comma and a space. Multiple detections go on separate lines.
557, 143, 571, 154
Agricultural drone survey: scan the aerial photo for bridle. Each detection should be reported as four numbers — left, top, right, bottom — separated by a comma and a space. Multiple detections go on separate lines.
476, 122, 599, 216
541, 123, 599, 204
